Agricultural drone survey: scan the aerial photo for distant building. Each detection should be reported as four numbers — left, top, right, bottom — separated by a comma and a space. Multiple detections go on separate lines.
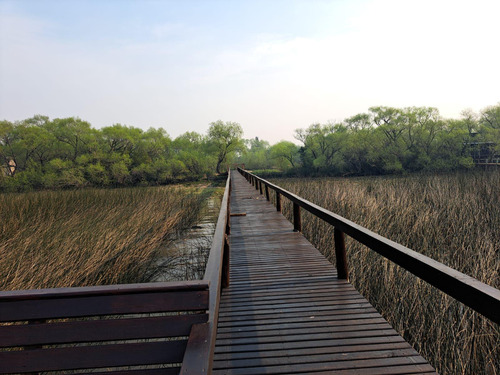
469, 141, 500, 164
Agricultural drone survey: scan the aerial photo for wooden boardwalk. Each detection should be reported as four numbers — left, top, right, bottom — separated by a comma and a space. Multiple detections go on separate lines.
212, 172, 436, 375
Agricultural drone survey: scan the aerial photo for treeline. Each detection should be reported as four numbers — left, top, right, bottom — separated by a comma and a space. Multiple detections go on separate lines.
239, 104, 500, 175
2, 103, 499, 191
0, 117, 243, 191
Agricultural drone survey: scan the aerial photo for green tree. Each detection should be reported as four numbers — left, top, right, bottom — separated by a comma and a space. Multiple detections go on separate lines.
207, 120, 243, 174
269, 141, 300, 169
172, 132, 212, 177
480, 103, 500, 129
295, 123, 347, 173
45, 118, 95, 162
239, 137, 272, 170
101, 124, 142, 155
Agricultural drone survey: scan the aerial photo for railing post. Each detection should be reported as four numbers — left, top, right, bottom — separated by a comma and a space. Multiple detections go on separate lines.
265, 185, 270, 201
259, 180, 263, 195
255, 178, 259, 190
334, 228, 349, 280
293, 202, 301, 232
222, 234, 230, 288
276, 191, 281, 212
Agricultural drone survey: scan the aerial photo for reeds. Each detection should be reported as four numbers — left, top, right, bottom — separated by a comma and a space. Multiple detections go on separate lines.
274, 170, 500, 375
0, 185, 209, 290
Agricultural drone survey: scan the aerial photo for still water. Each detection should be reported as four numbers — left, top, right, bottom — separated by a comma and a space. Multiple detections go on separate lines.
151, 196, 219, 282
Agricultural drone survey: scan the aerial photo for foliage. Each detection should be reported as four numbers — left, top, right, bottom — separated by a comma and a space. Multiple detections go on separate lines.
1, 103, 499, 190
289, 103, 500, 176
0, 117, 243, 191
207, 120, 244, 174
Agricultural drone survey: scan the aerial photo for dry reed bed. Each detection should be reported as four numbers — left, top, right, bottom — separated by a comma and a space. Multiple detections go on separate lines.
0, 185, 208, 290
274, 170, 499, 375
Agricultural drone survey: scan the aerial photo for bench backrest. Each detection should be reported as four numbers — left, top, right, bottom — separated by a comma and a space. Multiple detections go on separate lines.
0, 281, 209, 374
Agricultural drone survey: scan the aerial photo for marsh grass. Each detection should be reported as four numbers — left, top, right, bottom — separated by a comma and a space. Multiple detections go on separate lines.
274, 170, 500, 375
0, 185, 210, 290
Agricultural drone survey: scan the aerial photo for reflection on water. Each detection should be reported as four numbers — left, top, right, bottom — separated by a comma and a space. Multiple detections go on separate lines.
151, 196, 219, 282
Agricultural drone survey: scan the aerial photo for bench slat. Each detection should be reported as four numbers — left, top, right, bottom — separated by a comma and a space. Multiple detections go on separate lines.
0, 290, 209, 322
90, 369, 180, 375
0, 340, 187, 373
0, 314, 208, 348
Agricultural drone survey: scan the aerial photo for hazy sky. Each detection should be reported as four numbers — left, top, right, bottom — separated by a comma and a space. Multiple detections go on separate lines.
1, 0, 499, 144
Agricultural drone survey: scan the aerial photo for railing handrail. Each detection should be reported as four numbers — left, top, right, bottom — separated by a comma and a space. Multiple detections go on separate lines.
181, 169, 231, 374
238, 167, 500, 324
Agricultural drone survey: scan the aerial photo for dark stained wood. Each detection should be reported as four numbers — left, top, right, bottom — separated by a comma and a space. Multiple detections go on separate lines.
0, 263, 212, 374
213, 348, 424, 370
90, 369, 180, 375
180, 322, 211, 375
0, 280, 208, 301
334, 227, 349, 280
213, 171, 437, 374
0, 341, 187, 373
293, 202, 301, 232
213, 340, 410, 361
276, 191, 281, 211
238, 168, 500, 324
201, 170, 232, 374
0, 289, 209, 322
222, 234, 230, 288
265, 184, 270, 201
0, 314, 208, 348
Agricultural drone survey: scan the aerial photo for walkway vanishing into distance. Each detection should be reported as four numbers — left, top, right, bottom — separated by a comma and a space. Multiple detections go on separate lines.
211, 172, 437, 374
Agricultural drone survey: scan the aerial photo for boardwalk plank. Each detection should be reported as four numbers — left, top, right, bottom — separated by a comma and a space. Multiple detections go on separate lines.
213, 172, 436, 374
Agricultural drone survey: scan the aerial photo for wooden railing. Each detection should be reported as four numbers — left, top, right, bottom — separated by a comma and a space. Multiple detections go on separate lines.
0, 171, 232, 375
238, 167, 500, 324
181, 169, 232, 374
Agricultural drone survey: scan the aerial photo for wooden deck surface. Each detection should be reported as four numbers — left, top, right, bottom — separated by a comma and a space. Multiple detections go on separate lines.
212, 172, 437, 375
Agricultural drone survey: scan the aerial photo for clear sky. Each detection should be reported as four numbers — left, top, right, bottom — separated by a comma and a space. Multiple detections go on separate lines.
1, 0, 499, 144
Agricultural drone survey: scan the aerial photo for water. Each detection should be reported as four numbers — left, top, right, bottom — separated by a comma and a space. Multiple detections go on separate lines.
151, 196, 219, 282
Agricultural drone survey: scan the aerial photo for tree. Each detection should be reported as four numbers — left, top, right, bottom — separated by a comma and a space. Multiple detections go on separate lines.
172, 132, 212, 177
480, 103, 500, 129
344, 113, 372, 132
207, 120, 243, 174
269, 141, 300, 169
45, 118, 95, 162
101, 124, 142, 155
239, 137, 272, 170
294, 123, 347, 173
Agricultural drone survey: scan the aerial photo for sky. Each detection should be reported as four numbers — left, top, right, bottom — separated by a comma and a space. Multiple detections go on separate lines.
1, 0, 499, 144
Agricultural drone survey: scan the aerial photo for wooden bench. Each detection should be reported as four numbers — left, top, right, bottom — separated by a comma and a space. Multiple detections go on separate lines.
0, 281, 209, 374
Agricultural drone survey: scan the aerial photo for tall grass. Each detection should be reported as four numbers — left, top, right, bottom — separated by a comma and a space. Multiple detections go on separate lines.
274, 170, 500, 375
0, 185, 210, 290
